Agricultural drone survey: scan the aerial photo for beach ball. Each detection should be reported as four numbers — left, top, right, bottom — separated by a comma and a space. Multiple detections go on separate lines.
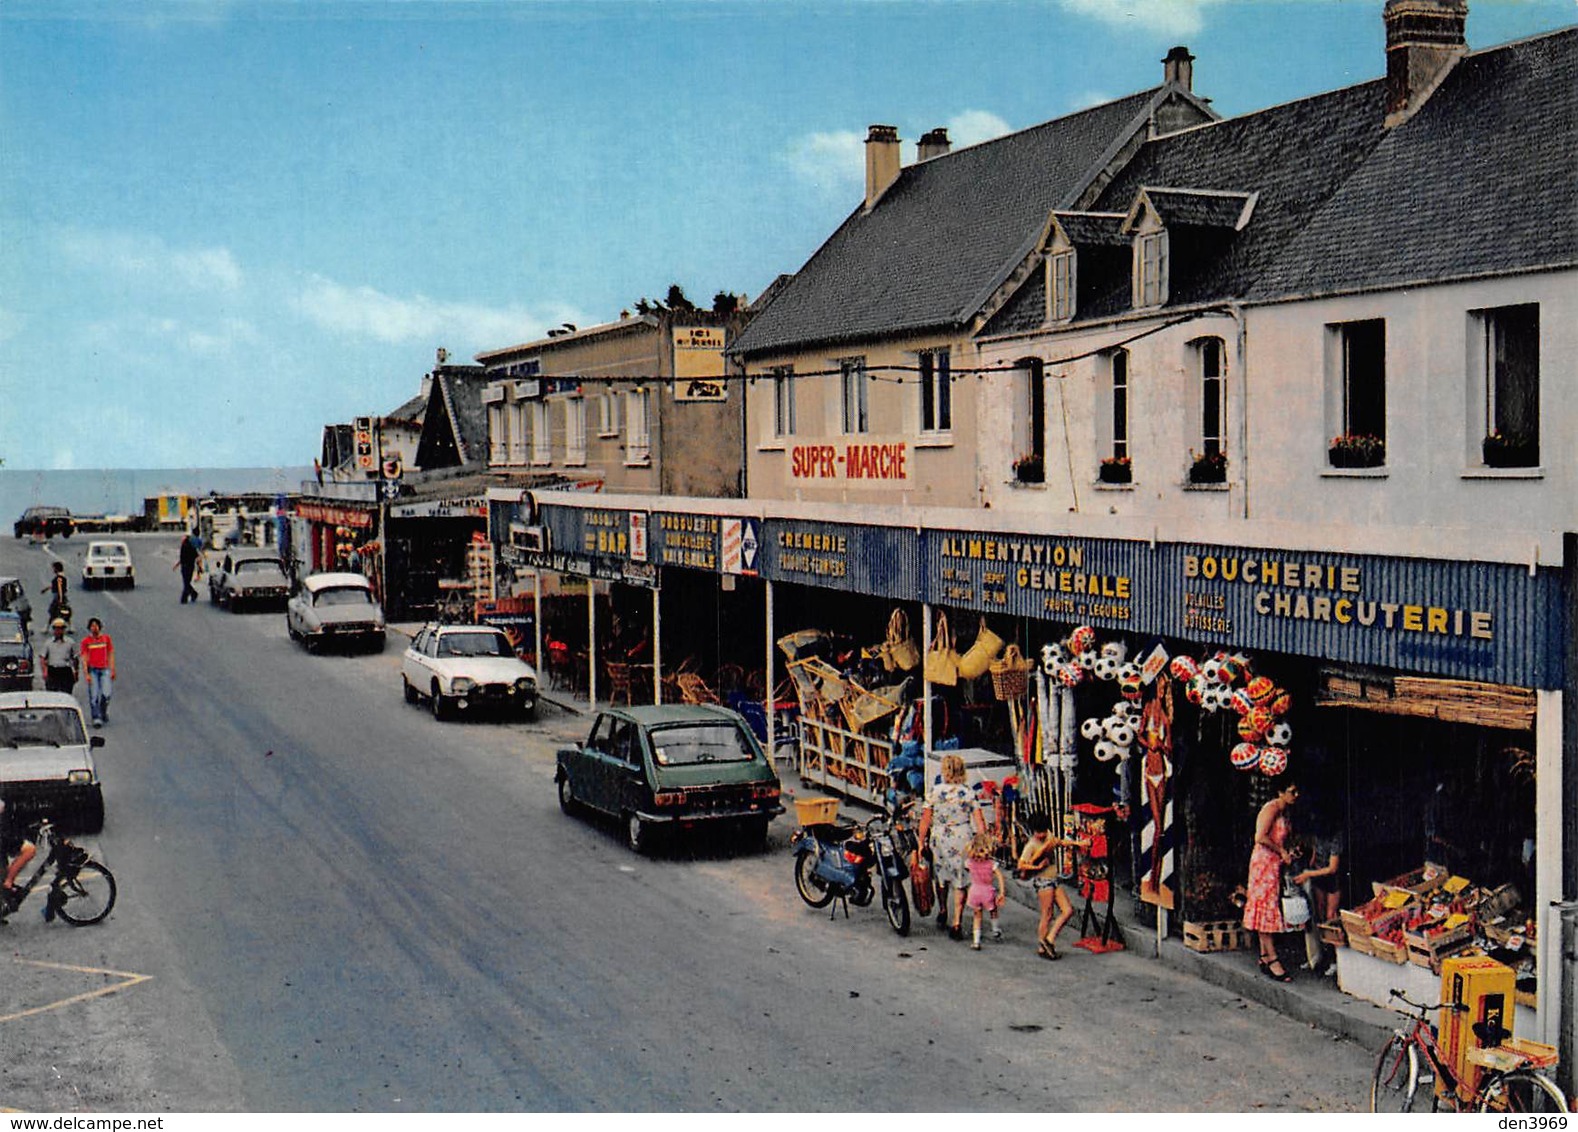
1169, 655, 1200, 682
1057, 663, 1084, 688
1093, 740, 1120, 763
1230, 742, 1261, 770
1269, 690, 1293, 715
1104, 719, 1135, 747
1258, 746, 1289, 776
1268, 721, 1293, 747
1119, 673, 1143, 702
1184, 677, 1205, 706
1069, 626, 1097, 655
1081, 717, 1105, 741
1229, 688, 1255, 716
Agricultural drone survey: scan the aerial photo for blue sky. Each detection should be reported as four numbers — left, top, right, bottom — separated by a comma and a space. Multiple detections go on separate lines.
2, 0, 1572, 470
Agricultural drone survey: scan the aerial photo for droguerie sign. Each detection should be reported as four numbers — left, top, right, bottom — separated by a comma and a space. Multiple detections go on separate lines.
789, 440, 909, 483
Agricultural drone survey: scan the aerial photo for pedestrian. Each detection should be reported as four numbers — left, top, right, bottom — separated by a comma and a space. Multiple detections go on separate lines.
1016, 813, 1091, 961
964, 830, 1006, 949
1243, 776, 1300, 981
175, 531, 203, 603
1, 798, 37, 915
1293, 814, 1343, 976
39, 617, 78, 693
80, 617, 116, 727
42, 561, 68, 623
917, 753, 987, 940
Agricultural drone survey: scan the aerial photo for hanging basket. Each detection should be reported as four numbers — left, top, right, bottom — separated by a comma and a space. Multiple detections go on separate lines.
990, 643, 1032, 701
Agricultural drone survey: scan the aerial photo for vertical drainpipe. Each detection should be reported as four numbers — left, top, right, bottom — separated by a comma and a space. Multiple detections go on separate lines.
1560, 531, 1578, 1096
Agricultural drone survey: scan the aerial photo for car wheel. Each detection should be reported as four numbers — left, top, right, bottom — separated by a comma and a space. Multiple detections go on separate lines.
557, 773, 580, 815
430, 683, 450, 720
403, 676, 419, 705
625, 813, 652, 854
519, 699, 538, 722
229, 594, 243, 614
741, 817, 771, 853
304, 636, 319, 655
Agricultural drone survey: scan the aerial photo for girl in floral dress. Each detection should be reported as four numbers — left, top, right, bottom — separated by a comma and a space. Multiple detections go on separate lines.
1243, 778, 1299, 980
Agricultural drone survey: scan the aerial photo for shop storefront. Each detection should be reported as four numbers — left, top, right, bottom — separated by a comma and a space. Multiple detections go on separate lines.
496, 492, 1566, 1043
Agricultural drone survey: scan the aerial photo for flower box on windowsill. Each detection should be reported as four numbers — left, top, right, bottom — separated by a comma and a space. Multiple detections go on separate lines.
1328, 435, 1385, 469
1098, 459, 1132, 484
1012, 456, 1045, 484
1482, 434, 1538, 469
1187, 453, 1227, 485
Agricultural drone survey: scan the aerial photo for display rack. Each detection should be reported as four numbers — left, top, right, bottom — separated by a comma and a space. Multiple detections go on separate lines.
796, 710, 896, 809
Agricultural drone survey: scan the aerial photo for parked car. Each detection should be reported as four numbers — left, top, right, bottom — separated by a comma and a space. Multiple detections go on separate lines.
208, 552, 289, 612
13, 506, 74, 540
80, 540, 136, 590
555, 704, 783, 853
0, 691, 105, 833
401, 623, 539, 720
0, 612, 33, 692
285, 572, 385, 653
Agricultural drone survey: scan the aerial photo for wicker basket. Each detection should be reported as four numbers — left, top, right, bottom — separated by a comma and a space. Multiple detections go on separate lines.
794, 797, 839, 826
990, 644, 1031, 701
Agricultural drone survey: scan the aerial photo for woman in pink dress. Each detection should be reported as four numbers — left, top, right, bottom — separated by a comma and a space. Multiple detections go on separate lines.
1243, 778, 1299, 981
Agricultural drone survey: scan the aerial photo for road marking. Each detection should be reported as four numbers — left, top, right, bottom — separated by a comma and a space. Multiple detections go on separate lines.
0, 958, 153, 1024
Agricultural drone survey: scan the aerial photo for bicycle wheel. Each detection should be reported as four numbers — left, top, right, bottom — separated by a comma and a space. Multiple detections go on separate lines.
55, 862, 116, 926
1477, 1069, 1570, 1113
882, 875, 911, 935
1371, 1035, 1424, 1113
794, 852, 835, 908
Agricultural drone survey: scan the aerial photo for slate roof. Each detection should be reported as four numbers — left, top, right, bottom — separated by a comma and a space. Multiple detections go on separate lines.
1135, 188, 1254, 230
729, 86, 1207, 359
1249, 27, 1578, 300
1053, 212, 1128, 248
415, 366, 489, 470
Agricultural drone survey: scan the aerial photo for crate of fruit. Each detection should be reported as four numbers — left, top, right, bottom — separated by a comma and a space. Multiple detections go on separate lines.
1372, 863, 1448, 901
1368, 932, 1409, 963
1183, 919, 1252, 953
1403, 916, 1473, 972
1341, 894, 1417, 940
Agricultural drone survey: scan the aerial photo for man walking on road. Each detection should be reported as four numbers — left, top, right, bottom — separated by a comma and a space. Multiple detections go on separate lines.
39, 618, 78, 692
80, 617, 115, 727
175, 531, 203, 603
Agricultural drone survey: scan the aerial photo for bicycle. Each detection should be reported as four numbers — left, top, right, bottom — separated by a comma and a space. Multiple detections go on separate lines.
0, 819, 117, 927
1371, 987, 1568, 1113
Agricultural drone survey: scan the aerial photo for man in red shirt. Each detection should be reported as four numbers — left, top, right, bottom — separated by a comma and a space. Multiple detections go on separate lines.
80, 617, 115, 727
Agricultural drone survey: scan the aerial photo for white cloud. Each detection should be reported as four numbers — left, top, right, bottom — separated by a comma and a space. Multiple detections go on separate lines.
782, 129, 865, 195
290, 275, 580, 351
1059, 0, 1227, 38
55, 228, 243, 291
943, 110, 1013, 150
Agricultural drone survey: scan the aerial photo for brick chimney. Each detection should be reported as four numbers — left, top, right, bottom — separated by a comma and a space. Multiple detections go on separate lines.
864, 124, 901, 210
917, 127, 951, 162
1163, 46, 1194, 91
1384, 0, 1468, 126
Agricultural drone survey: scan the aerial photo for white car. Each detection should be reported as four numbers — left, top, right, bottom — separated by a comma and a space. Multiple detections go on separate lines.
402, 623, 539, 720
285, 572, 386, 653
209, 552, 290, 612
80, 541, 135, 590
0, 691, 105, 833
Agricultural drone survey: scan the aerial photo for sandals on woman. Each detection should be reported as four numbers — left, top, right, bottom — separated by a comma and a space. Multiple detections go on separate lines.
1259, 958, 1293, 982
1037, 941, 1060, 961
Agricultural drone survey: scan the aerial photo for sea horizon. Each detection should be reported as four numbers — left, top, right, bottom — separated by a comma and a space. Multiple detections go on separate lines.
0, 466, 315, 523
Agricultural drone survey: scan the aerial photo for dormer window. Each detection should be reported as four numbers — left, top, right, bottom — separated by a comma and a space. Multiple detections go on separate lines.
1135, 231, 1169, 308
1048, 250, 1075, 322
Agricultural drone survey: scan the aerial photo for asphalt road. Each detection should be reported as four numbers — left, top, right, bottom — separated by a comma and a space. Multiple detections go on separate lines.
1, 533, 1379, 1112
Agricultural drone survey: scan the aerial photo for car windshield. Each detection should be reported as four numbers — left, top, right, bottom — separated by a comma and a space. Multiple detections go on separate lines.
438, 632, 512, 658
236, 560, 283, 576
315, 587, 373, 607
0, 707, 87, 748
0, 617, 23, 644
648, 721, 756, 766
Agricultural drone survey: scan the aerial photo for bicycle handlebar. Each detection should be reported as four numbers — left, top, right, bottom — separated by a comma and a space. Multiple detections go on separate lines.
1389, 988, 1465, 1013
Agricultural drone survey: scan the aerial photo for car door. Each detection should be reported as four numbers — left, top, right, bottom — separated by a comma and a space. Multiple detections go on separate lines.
605, 719, 648, 818
403, 627, 429, 688
578, 713, 618, 813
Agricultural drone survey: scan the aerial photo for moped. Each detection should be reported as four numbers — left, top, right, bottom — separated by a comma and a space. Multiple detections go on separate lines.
791, 807, 911, 935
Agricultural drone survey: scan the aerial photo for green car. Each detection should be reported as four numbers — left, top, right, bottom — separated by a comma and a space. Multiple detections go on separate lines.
555, 703, 783, 854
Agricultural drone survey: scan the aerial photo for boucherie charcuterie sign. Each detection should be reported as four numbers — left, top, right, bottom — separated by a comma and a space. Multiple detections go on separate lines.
789, 438, 909, 484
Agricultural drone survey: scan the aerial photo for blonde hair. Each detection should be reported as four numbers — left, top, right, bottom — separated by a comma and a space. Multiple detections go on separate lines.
940, 753, 967, 784
967, 830, 996, 860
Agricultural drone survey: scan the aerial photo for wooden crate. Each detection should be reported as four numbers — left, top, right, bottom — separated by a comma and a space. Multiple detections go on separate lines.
1318, 919, 1347, 947
1404, 921, 1474, 972
1368, 935, 1409, 964
1341, 895, 1416, 941
1183, 920, 1252, 953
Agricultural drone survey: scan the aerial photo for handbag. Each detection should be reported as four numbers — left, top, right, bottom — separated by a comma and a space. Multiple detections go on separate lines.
910, 852, 935, 917
955, 618, 1005, 681
923, 611, 959, 687
1281, 874, 1311, 928
883, 608, 921, 673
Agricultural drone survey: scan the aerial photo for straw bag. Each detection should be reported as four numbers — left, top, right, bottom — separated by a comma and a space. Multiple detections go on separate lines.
956, 618, 1005, 681
990, 643, 1031, 701
924, 611, 959, 687
883, 608, 921, 673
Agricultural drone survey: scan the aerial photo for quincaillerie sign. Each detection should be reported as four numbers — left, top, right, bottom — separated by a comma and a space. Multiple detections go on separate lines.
925, 530, 1149, 629
1166, 543, 1563, 688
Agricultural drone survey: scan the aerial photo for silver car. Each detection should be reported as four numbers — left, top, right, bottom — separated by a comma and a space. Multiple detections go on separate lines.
401, 623, 538, 720
285, 572, 386, 653
209, 552, 290, 612
0, 691, 105, 833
